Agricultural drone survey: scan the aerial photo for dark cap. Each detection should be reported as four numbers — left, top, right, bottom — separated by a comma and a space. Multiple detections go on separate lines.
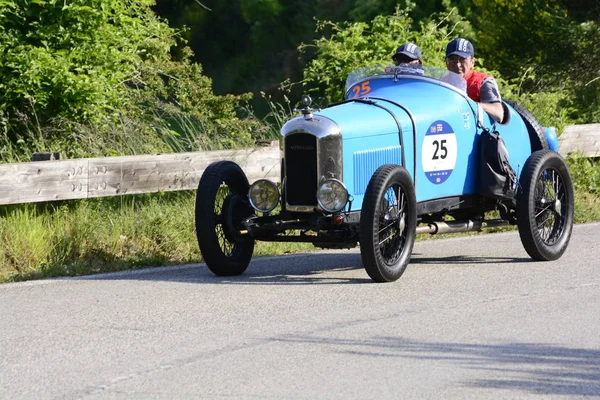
392, 43, 422, 61
446, 38, 474, 58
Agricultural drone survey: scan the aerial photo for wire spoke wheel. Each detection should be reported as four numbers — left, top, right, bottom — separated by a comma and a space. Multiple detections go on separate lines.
534, 168, 567, 245
360, 164, 416, 282
214, 187, 235, 256
517, 150, 574, 261
377, 186, 408, 265
195, 161, 255, 276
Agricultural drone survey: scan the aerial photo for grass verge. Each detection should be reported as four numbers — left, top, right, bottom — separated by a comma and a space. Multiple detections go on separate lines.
0, 192, 313, 283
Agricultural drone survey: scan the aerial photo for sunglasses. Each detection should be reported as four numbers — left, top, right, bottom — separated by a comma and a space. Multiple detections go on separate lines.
446, 55, 472, 64
393, 56, 417, 65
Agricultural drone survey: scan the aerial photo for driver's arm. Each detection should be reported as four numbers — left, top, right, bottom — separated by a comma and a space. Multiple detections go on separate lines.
480, 102, 504, 123
480, 78, 505, 123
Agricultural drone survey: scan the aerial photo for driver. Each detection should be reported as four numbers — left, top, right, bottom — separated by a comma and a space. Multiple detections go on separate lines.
392, 43, 423, 66
445, 38, 505, 123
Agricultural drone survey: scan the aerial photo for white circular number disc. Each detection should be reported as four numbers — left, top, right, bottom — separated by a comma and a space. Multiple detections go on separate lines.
422, 120, 457, 184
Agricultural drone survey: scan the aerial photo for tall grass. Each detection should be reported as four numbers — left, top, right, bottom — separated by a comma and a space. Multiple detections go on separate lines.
0, 192, 315, 283
258, 91, 296, 139
0, 89, 298, 283
0, 207, 52, 278
0, 194, 199, 282
566, 156, 600, 223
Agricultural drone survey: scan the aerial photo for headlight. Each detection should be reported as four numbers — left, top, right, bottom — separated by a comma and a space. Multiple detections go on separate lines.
317, 179, 348, 213
248, 179, 279, 213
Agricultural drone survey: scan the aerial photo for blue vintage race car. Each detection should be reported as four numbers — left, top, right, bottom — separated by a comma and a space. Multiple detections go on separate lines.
195, 65, 574, 282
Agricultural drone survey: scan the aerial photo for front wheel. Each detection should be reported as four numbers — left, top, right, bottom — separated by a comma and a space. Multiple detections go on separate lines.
517, 150, 574, 261
359, 165, 417, 282
195, 161, 255, 276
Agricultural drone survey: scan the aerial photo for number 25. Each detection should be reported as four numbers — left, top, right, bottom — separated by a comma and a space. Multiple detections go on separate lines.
432, 139, 448, 160
351, 81, 371, 98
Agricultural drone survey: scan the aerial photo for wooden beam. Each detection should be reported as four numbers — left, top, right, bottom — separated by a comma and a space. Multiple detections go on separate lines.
0, 143, 281, 205
0, 160, 90, 204
559, 124, 600, 158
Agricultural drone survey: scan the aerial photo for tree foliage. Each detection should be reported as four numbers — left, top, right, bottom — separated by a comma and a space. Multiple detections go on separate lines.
152, 0, 353, 99
0, 0, 260, 161
0, 0, 161, 125
151, 0, 598, 125
471, 0, 600, 123
299, 4, 472, 103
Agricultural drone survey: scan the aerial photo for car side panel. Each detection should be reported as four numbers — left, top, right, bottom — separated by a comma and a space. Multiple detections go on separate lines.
318, 102, 405, 211
359, 80, 535, 204
321, 80, 482, 209
313, 77, 535, 214
372, 84, 481, 203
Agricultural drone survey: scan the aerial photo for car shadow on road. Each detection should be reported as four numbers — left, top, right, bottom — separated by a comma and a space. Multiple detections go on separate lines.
206, 252, 372, 285
270, 335, 600, 396
77, 252, 371, 285
82, 251, 534, 285
410, 253, 533, 264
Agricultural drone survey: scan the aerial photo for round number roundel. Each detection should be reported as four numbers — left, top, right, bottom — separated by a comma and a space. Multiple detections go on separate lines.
422, 120, 457, 184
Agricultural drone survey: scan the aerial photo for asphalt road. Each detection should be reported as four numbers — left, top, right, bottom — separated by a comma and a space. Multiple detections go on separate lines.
1, 223, 599, 399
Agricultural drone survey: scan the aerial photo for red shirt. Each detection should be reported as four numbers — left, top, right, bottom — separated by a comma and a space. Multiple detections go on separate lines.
464, 70, 490, 102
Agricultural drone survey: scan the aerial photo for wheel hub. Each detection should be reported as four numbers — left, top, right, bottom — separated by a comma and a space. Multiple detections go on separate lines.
223, 194, 253, 243
553, 198, 562, 216
398, 213, 406, 232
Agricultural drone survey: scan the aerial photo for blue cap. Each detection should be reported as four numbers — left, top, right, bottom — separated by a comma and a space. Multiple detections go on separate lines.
446, 38, 474, 58
393, 43, 422, 61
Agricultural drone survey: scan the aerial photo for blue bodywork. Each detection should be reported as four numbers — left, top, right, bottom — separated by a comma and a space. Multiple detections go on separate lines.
292, 65, 539, 212
197, 65, 572, 281
544, 127, 559, 152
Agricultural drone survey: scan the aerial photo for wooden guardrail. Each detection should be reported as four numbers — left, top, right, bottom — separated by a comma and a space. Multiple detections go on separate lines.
557, 124, 600, 158
0, 124, 596, 206
0, 142, 281, 206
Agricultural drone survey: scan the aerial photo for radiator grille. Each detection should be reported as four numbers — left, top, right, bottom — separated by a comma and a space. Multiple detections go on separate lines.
285, 133, 317, 206
353, 146, 401, 196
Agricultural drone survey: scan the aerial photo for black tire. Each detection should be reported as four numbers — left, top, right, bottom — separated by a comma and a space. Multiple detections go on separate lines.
359, 164, 417, 282
504, 99, 548, 151
195, 161, 255, 276
517, 150, 574, 261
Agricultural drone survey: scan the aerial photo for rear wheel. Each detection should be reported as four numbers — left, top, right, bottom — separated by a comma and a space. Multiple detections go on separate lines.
359, 165, 417, 282
517, 150, 574, 260
195, 161, 255, 276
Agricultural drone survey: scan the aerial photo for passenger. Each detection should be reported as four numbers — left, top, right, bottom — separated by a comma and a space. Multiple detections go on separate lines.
445, 38, 505, 123
392, 43, 423, 66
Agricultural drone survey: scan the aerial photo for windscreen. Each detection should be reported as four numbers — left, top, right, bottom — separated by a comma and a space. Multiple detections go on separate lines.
344, 64, 467, 96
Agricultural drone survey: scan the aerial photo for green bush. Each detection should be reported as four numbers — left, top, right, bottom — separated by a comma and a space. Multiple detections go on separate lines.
472, 0, 600, 126
299, 4, 473, 104
0, 0, 262, 163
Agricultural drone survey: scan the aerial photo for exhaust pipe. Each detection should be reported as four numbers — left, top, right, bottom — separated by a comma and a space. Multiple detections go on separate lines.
416, 219, 510, 235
